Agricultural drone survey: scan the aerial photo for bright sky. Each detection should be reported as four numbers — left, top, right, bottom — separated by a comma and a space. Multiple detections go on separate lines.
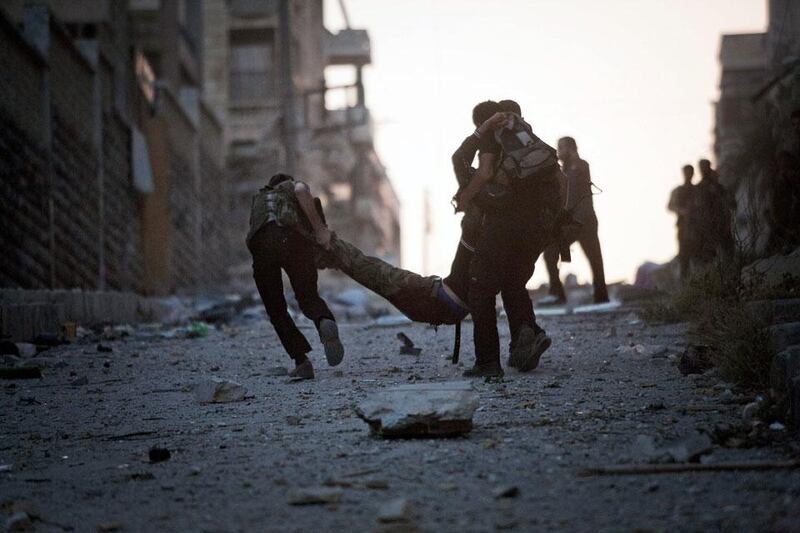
324, 0, 767, 285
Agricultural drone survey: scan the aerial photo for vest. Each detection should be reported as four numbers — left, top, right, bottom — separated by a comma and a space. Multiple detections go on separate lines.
246, 179, 311, 244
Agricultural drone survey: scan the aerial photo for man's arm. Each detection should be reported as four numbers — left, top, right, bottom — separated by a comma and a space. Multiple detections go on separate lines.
457, 152, 496, 211
451, 134, 480, 190
294, 181, 332, 249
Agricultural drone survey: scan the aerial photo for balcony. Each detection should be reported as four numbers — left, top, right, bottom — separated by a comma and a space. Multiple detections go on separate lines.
324, 28, 371, 66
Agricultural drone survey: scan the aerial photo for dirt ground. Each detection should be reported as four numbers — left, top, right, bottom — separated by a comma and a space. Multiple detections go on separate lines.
2, 306, 799, 532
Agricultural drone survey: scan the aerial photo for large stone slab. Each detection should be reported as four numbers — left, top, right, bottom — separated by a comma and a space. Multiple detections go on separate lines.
771, 346, 800, 395
746, 299, 800, 325
355, 381, 479, 438
769, 322, 800, 354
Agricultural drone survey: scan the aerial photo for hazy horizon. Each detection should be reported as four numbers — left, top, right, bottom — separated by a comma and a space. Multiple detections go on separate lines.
324, 0, 767, 286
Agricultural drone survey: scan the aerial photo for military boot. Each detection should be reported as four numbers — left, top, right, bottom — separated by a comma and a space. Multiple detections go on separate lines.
289, 355, 315, 380
509, 325, 551, 372
463, 359, 504, 378
318, 318, 344, 366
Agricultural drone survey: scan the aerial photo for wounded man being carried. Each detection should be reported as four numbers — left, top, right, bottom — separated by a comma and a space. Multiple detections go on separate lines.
320, 236, 469, 327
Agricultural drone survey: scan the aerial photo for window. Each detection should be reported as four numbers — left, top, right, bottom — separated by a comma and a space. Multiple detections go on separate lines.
229, 30, 275, 103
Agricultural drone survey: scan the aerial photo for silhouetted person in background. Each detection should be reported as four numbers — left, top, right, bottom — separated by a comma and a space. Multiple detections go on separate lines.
693, 159, 735, 264
246, 174, 345, 380
541, 136, 608, 304
668, 164, 697, 280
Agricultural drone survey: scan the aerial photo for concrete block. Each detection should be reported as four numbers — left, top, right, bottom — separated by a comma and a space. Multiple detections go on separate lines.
1, 303, 64, 342
771, 346, 800, 395
747, 299, 800, 325
790, 376, 800, 432
769, 322, 800, 354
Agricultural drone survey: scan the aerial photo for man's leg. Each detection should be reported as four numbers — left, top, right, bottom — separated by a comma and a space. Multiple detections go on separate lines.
541, 243, 566, 303
283, 233, 344, 366
578, 224, 609, 303
465, 217, 509, 377
252, 260, 312, 363
505, 239, 551, 371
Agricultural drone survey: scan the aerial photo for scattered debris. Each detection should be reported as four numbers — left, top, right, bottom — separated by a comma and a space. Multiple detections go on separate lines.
4, 511, 32, 532
616, 344, 667, 357
195, 379, 247, 403
579, 460, 800, 477
148, 447, 171, 463
15, 343, 37, 358
187, 322, 210, 339
70, 376, 89, 387
355, 381, 479, 438
97, 521, 123, 532
631, 432, 713, 464
372, 314, 413, 328
397, 332, 422, 356
377, 498, 411, 523
288, 487, 343, 505
365, 479, 389, 490
97, 344, 113, 353
492, 485, 519, 499
677, 345, 713, 376
0, 367, 42, 380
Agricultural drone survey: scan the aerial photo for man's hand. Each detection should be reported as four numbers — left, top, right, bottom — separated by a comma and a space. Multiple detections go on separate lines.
477, 112, 509, 136
315, 226, 333, 250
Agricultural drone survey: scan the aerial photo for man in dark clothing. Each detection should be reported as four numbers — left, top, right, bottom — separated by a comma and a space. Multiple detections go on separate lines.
668, 164, 697, 280
246, 174, 344, 380
693, 159, 735, 264
540, 136, 608, 304
455, 101, 559, 377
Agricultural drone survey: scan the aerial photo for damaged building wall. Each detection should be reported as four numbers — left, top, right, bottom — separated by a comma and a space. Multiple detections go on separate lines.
202, 0, 401, 275
715, 0, 800, 257
0, 2, 232, 295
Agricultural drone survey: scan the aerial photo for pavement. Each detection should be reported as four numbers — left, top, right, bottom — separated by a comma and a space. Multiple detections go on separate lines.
2, 306, 800, 532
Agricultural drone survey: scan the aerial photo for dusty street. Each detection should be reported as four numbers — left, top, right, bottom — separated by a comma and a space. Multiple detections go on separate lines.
2, 306, 799, 532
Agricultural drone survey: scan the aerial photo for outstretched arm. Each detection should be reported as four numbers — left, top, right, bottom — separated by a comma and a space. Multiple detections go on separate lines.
294, 181, 332, 249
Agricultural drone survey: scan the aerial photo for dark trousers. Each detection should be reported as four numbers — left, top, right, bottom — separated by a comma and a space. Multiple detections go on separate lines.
468, 213, 544, 365
544, 217, 607, 302
248, 224, 334, 360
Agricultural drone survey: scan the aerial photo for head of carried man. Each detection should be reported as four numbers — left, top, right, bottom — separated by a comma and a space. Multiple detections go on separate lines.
269, 173, 293, 187
557, 136, 578, 163
472, 100, 501, 128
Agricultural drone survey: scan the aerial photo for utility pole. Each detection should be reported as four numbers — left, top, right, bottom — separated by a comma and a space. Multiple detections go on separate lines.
278, 0, 296, 175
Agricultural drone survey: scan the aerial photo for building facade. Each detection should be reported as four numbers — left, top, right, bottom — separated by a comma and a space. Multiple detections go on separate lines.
0, 0, 230, 295
202, 0, 401, 273
714, 0, 800, 256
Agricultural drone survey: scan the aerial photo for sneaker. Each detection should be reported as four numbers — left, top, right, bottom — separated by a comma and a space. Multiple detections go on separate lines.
510, 326, 551, 372
463, 361, 504, 378
318, 318, 344, 366
289, 358, 315, 380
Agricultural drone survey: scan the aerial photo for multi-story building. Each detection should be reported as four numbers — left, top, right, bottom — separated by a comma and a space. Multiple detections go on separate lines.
202, 0, 401, 272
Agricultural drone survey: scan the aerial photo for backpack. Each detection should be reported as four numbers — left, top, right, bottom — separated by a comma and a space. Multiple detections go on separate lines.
494, 113, 559, 182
